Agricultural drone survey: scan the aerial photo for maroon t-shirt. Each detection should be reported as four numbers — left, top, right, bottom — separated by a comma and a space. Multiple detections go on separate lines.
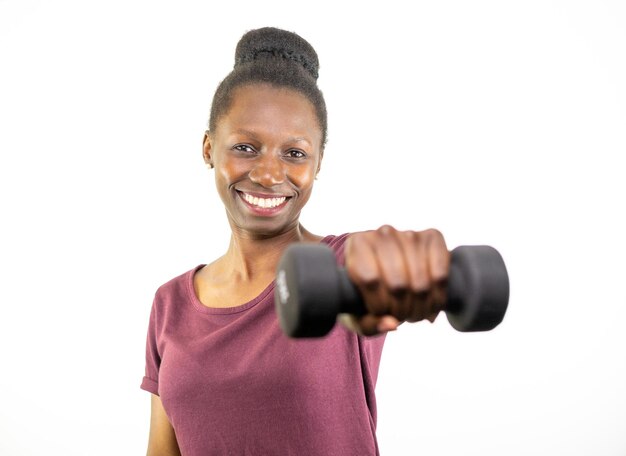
141, 234, 386, 455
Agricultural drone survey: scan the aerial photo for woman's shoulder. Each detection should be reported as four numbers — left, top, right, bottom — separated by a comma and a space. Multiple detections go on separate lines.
153, 264, 204, 302
320, 233, 351, 265
321, 233, 350, 249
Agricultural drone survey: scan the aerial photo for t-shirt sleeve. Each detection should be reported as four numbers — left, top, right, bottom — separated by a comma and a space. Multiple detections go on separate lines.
140, 297, 160, 395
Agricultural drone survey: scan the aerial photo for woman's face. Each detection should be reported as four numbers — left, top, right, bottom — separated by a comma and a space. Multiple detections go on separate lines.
204, 84, 323, 238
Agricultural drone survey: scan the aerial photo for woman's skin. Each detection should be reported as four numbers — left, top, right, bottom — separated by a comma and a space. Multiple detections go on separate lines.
146, 82, 450, 455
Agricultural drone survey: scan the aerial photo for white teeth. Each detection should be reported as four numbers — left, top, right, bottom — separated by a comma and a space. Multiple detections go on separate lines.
242, 193, 287, 208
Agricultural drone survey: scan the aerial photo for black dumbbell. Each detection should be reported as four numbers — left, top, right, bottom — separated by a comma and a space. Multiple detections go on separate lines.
274, 244, 509, 338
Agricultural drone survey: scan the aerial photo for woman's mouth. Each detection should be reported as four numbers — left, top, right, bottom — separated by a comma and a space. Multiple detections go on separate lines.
238, 191, 290, 214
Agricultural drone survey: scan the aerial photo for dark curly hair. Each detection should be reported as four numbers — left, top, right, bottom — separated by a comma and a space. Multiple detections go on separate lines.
208, 27, 328, 148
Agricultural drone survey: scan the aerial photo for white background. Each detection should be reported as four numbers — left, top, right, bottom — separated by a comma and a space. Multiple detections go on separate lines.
1, 0, 625, 454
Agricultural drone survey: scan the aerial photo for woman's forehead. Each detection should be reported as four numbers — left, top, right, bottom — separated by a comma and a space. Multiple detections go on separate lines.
217, 85, 322, 142
229, 84, 315, 117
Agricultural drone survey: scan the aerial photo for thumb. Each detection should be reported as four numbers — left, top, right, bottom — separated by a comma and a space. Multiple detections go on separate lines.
338, 314, 400, 336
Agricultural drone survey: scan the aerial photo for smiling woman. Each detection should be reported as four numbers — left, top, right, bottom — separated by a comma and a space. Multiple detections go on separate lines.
203, 84, 323, 237
141, 26, 451, 456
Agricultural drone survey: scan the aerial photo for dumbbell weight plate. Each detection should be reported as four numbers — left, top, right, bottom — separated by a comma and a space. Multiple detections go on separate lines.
275, 243, 344, 337
446, 245, 509, 332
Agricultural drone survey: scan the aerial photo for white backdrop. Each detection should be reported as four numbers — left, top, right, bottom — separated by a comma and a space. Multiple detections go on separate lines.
1, 0, 625, 454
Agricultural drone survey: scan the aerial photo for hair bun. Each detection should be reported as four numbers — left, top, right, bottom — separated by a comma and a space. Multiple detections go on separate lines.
234, 27, 319, 80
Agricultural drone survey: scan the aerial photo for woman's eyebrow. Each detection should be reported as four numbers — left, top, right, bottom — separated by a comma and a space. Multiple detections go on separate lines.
232, 128, 260, 139
232, 129, 312, 146
286, 136, 312, 146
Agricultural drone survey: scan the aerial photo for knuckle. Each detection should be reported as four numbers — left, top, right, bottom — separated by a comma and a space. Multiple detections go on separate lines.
409, 265, 429, 293
432, 250, 451, 280
359, 274, 381, 292
387, 280, 408, 297
377, 224, 396, 236
387, 276, 406, 291
431, 267, 449, 283
424, 228, 444, 241
410, 280, 429, 299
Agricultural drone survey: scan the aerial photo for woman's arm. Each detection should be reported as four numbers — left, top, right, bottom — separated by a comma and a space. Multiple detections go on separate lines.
146, 394, 182, 456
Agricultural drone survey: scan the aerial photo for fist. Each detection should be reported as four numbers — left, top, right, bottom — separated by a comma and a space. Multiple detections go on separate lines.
341, 225, 450, 336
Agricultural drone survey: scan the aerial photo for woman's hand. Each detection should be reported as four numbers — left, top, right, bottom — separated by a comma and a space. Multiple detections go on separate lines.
341, 225, 450, 336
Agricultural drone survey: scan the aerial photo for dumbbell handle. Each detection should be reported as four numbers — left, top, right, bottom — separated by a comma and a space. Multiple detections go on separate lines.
332, 245, 509, 332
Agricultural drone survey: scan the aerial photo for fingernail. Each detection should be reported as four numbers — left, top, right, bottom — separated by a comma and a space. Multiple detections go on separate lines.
377, 321, 397, 333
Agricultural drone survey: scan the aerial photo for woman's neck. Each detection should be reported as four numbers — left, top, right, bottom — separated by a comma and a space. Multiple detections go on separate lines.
221, 223, 322, 282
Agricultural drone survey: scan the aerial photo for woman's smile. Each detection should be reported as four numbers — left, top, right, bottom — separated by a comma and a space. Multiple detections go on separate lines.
237, 190, 291, 215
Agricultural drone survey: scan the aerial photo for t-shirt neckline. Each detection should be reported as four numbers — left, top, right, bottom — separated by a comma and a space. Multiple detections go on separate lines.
186, 235, 336, 315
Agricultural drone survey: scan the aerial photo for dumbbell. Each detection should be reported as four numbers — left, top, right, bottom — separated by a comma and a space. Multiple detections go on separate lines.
275, 244, 509, 337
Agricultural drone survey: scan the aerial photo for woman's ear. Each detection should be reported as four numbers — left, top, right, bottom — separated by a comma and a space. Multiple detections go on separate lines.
203, 131, 214, 169
316, 150, 323, 178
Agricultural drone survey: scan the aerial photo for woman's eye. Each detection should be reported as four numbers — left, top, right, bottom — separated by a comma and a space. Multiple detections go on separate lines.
286, 149, 306, 159
234, 144, 256, 154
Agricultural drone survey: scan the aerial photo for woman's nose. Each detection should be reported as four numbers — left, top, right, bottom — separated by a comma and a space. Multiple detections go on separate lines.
249, 154, 285, 188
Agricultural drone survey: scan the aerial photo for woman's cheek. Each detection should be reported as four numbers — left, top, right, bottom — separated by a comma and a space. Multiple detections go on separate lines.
291, 165, 316, 188
217, 156, 247, 183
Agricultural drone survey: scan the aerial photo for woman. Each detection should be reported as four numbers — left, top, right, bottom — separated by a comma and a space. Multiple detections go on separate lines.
141, 27, 449, 456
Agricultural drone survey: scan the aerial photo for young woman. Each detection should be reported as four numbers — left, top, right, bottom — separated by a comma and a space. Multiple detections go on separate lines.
141, 27, 449, 456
